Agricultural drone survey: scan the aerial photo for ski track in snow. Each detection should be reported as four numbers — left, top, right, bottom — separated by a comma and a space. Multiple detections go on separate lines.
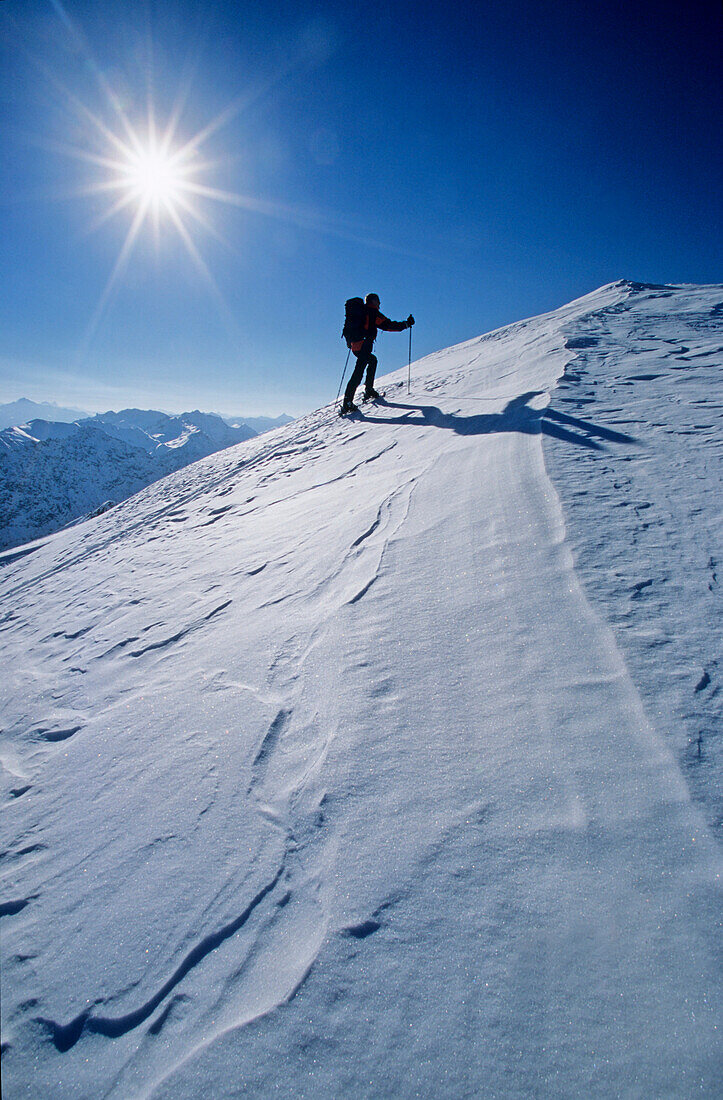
0, 281, 721, 1098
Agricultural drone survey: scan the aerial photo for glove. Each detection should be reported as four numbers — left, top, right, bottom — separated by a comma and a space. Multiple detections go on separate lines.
406, 314, 415, 327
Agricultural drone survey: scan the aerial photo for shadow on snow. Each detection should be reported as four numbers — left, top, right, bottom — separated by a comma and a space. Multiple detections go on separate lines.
360, 392, 639, 451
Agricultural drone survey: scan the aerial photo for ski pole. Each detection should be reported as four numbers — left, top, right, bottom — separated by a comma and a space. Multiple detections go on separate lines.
407, 324, 412, 395
336, 347, 351, 403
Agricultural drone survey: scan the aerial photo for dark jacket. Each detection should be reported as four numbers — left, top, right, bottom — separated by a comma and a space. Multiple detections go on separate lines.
350, 306, 408, 352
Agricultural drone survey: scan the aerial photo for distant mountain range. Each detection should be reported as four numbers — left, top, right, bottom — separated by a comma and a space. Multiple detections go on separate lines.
0, 397, 91, 430
0, 399, 293, 436
0, 406, 291, 551
223, 413, 294, 434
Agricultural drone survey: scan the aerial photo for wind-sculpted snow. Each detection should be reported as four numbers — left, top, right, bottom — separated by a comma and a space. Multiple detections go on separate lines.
0, 281, 720, 1098
542, 283, 723, 835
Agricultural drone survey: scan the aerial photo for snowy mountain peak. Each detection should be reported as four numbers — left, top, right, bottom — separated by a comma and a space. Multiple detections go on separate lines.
0, 408, 258, 551
1, 281, 721, 1098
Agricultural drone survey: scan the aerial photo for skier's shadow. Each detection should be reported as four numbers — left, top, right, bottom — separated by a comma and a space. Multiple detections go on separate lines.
360, 391, 638, 451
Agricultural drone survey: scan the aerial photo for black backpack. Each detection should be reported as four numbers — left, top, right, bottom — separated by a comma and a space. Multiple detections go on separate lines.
342, 297, 367, 346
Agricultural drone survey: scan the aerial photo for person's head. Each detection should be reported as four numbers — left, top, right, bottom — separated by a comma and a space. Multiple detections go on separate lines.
365, 292, 380, 308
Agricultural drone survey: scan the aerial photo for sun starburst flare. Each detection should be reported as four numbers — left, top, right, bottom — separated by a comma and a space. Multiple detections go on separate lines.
95, 119, 204, 228
37, 0, 422, 354
69, 103, 242, 346
124, 143, 185, 207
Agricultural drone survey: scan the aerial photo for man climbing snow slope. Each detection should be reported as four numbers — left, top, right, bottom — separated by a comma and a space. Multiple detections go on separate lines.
341, 293, 414, 414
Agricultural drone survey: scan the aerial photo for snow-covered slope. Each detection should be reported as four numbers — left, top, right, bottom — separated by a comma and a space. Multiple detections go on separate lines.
0, 410, 257, 551
542, 283, 722, 838
1, 282, 720, 1099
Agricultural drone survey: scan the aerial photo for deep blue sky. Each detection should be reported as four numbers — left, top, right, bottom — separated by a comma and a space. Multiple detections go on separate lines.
1, 0, 721, 415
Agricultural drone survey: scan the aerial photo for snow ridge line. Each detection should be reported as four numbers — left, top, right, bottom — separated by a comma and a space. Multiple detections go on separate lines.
0, 285, 633, 602
543, 281, 723, 836
36, 864, 285, 1053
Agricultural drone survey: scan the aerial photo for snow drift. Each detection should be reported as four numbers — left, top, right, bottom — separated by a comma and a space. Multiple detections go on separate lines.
1, 281, 720, 1098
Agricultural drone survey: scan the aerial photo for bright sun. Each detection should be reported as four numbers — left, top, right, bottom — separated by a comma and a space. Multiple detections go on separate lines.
78, 112, 223, 337
44, 0, 349, 349
104, 127, 198, 225
125, 146, 183, 207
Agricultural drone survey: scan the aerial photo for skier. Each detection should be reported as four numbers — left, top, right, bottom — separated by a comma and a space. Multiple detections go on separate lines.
341, 293, 414, 414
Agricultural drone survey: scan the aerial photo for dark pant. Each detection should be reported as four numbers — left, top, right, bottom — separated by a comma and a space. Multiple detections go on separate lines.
344, 340, 378, 404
